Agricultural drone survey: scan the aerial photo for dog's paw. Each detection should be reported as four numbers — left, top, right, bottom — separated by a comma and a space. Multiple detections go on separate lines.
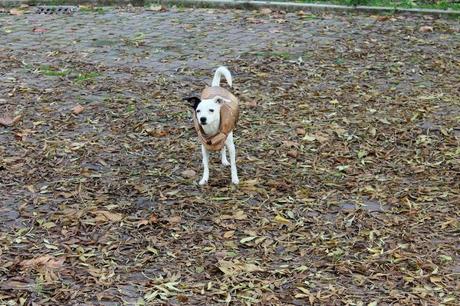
222, 160, 230, 167
231, 177, 239, 185
199, 178, 208, 185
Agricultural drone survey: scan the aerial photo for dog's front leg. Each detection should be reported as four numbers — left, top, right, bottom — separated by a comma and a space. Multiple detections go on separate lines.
226, 132, 239, 185
221, 146, 230, 166
199, 144, 210, 185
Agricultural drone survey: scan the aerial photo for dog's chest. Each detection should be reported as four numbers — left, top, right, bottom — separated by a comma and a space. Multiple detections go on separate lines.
201, 119, 220, 136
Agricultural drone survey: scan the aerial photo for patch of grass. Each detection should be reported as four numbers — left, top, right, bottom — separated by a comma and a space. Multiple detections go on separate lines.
297, 0, 460, 10
123, 32, 146, 47
75, 72, 101, 84
39, 65, 70, 77
79, 6, 105, 14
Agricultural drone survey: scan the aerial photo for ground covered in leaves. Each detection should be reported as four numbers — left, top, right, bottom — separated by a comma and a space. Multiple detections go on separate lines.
1, 6, 459, 305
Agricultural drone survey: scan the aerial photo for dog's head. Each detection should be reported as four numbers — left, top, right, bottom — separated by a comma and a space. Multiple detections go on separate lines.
184, 96, 226, 127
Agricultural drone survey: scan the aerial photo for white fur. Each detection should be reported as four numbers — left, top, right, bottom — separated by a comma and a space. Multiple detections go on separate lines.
197, 66, 239, 185
212, 66, 232, 87
196, 98, 222, 135
199, 132, 238, 185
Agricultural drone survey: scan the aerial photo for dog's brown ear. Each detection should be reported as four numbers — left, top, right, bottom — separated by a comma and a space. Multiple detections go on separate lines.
214, 96, 230, 104
183, 96, 201, 110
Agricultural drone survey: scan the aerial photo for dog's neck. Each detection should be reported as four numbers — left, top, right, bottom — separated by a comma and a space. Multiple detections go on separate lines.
201, 119, 220, 136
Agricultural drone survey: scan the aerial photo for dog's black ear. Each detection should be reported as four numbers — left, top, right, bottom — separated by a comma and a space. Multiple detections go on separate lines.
183, 96, 201, 110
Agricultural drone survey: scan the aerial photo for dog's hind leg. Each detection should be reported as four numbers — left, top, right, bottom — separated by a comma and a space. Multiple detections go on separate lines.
221, 146, 230, 166
199, 144, 210, 185
226, 132, 239, 185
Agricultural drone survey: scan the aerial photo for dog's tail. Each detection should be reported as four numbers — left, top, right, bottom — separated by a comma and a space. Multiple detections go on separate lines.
212, 66, 232, 87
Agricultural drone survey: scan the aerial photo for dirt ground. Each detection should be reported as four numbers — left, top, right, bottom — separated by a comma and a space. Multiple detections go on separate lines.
0, 6, 459, 305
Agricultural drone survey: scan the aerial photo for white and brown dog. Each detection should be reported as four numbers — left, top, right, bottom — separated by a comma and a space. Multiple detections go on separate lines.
185, 66, 240, 185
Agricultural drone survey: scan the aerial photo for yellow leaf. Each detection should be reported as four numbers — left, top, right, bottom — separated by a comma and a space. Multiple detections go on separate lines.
233, 210, 247, 220
330, 99, 340, 105
242, 263, 264, 272
240, 236, 257, 244
223, 231, 235, 239
274, 214, 291, 225
303, 134, 316, 142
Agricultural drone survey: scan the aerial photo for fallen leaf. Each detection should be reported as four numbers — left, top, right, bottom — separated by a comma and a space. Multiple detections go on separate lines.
137, 219, 149, 227
242, 263, 264, 272
376, 15, 391, 22
240, 236, 257, 244
282, 140, 299, 148
168, 216, 181, 225
274, 214, 291, 225
181, 169, 196, 178
248, 100, 257, 108
9, 8, 24, 16
303, 134, 316, 142
149, 213, 159, 223
419, 26, 434, 33
287, 150, 299, 158
0, 114, 21, 127
147, 5, 168, 12
20, 255, 64, 270
233, 210, 247, 220
72, 104, 85, 115
329, 99, 340, 105
296, 127, 306, 136
259, 8, 272, 15
223, 231, 235, 239
93, 210, 123, 222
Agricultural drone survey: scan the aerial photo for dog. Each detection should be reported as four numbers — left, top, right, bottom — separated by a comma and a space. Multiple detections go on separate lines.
184, 66, 240, 185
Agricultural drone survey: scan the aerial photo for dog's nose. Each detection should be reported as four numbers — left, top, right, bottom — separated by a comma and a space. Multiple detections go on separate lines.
200, 117, 207, 124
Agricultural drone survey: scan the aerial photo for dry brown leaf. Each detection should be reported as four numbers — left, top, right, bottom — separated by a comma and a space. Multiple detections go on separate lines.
419, 26, 434, 33
137, 219, 149, 227
168, 216, 181, 225
247, 100, 258, 108
181, 169, 196, 178
93, 210, 123, 222
259, 8, 272, 15
0, 115, 21, 127
149, 213, 159, 223
233, 210, 247, 220
296, 127, 306, 136
72, 104, 85, 115
282, 140, 299, 148
9, 8, 24, 16
375, 15, 391, 22
20, 255, 65, 270
287, 150, 299, 158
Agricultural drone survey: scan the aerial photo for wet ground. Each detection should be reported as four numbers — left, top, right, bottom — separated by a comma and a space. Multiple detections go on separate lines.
1, 6, 459, 305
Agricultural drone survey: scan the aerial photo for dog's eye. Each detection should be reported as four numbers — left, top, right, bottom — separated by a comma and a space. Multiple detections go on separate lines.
196, 110, 201, 113
209, 109, 214, 113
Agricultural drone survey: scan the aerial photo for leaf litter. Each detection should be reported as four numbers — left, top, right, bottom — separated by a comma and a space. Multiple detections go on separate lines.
0, 6, 459, 305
